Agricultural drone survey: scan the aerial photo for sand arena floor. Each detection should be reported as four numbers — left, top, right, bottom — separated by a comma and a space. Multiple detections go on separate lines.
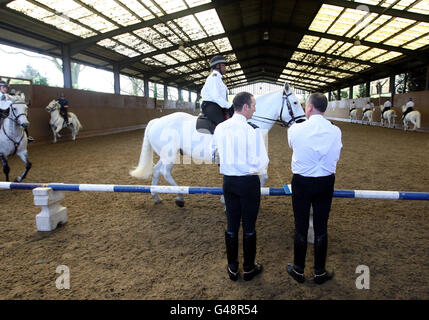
0, 121, 428, 299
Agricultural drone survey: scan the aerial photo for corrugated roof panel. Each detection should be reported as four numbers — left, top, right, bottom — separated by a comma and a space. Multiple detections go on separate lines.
341, 45, 371, 58
212, 38, 233, 52
365, 17, 416, 43
153, 0, 187, 14
328, 8, 369, 36
80, 0, 139, 26
78, 14, 117, 33
194, 9, 225, 36
167, 49, 193, 62
134, 26, 173, 49
408, 0, 429, 14
384, 22, 429, 48
358, 48, 387, 61
117, 0, 155, 20
312, 38, 336, 53
114, 33, 156, 54
308, 4, 344, 33
403, 34, 429, 50
370, 51, 403, 63
152, 53, 179, 65
354, 14, 392, 39
297, 35, 320, 50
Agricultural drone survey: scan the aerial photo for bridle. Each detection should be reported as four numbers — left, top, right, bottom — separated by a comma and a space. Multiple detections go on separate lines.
251, 89, 306, 128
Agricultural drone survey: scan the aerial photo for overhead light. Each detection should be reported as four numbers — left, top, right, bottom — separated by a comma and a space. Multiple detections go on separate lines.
353, 36, 361, 46
263, 31, 269, 41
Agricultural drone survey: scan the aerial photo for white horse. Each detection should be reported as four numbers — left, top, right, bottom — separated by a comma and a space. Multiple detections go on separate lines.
45, 100, 83, 143
361, 107, 374, 125
380, 105, 396, 128
349, 108, 358, 123
130, 82, 306, 207
0, 93, 32, 182
401, 105, 421, 131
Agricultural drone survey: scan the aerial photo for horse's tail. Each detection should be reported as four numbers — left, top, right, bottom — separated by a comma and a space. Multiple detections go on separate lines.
129, 119, 155, 180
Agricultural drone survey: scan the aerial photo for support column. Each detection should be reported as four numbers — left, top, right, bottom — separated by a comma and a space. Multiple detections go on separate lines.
425, 65, 429, 90
349, 86, 353, 100
144, 79, 149, 97
188, 90, 192, 102
164, 82, 168, 101
390, 74, 396, 102
328, 91, 332, 101
61, 44, 72, 89
366, 81, 370, 97
337, 88, 341, 100
113, 63, 120, 94
178, 87, 183, 101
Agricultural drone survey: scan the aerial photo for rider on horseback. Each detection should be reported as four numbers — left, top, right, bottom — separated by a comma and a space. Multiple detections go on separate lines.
200, 55, 234, 129
0, 80, 35, 143
57, 93, 69, 126
402, 97, 414, 120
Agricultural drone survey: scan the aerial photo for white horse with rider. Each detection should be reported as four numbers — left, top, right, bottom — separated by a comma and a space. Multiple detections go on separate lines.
401, 100, 421, 131
0, 93, 32, 181
45, 100, 83, 143
130, 82, 306, 207
361, 101, 374, 125
349, 103, 359, 124
380, 100, 396, 128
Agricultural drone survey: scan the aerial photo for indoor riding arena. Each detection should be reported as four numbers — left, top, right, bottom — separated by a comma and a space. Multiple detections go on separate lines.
0, 0, 429, 301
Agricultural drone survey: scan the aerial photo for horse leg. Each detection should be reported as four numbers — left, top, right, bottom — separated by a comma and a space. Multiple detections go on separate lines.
1, 155, 10, 181
14, 152, 32, 182
162, 163, 185, 207
71, 124, 76, 140
151, 160, 163, 204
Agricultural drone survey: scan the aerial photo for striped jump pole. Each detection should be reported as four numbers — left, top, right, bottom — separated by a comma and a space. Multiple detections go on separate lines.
1, 182, 428, 233
1, 182, 429, 200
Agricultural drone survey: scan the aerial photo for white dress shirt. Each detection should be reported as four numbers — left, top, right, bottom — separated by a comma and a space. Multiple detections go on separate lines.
212, 113, 269, 176
201, 70, 232, 109
406, 100, 414, 109
288, 114, 342, 177
384, 100, 392, 108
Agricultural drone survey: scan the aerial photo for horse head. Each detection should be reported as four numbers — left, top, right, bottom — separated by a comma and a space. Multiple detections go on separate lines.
8, 97, 29, 129
46, 100, 59, 113
280, 82, 306, 127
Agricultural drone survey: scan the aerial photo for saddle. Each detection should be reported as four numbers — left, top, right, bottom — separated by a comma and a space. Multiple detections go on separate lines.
196, 113, 216, 134
402, 107, 413, 120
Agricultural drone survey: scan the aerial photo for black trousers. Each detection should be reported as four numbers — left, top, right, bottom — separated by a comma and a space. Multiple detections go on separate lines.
223, 175, 261, 235
201, 101, 225, 126
291, 173, 335, 271
60, 108, 68, 123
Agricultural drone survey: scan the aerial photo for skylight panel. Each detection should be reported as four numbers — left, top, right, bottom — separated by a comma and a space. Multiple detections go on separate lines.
114, 33, 156, 54
134, 27, 173, 49
384, 22, 429, 48
312, 38, 336, 53
212, 38, 233, 52
341, 45, 371, 58
370, 51, 403, 63
328, 8, 369, 36
308, 4, 344, 33
298, 35, 320, 50
174, 15, 206, 41
365, 18, 416, 43
194, 9, 225, 36
153, 0, 187, 14
80, 0, 139, 26
353, 14, 392, 39
117, 0, 155, 20
408, 0, 429, 14
358, 48, 387, 61
167, 49, 192, 62
152, 53, 179, 65
78, 14, 117, 33
403, 34, 429, 50
141, 58, 165, 67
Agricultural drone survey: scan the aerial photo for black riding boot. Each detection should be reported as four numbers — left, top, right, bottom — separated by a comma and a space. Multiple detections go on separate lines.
25, 128, 35, 142
243, 232, 262, 281
287, 231, 307, 283
313, 233, 334, 284
225, 231, 239, 281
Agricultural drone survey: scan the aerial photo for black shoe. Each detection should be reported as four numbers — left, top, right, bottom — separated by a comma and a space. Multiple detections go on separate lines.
243, 263, 263, 281
28, 136, 35, 143
227, 265, 239, 281
313, 270, 334, 285
287, 263, 305, 283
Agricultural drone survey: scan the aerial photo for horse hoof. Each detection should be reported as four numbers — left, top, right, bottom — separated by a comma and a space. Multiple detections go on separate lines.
14, 177, 21, 182
175, 199, 185, 207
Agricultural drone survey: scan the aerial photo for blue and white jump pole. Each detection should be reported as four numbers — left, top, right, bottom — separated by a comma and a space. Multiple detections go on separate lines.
0, 182, 427, 232
1, 182, 428, 200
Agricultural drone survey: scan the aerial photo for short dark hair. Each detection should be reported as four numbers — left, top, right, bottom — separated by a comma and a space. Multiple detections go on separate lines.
232, 92, 253, 112
308, 92, 328, 112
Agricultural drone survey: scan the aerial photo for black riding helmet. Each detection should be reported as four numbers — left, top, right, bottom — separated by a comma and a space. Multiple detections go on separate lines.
209, 55, 227, 69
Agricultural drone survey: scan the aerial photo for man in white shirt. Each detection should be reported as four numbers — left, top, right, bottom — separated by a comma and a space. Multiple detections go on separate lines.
286, 92, 342, 285
212, 91, 269, 282
200, 55, 233, 129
